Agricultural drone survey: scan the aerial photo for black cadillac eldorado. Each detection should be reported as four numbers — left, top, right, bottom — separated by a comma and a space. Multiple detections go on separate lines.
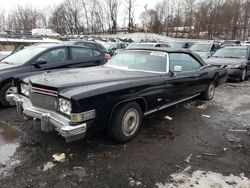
7, 48, 227, 143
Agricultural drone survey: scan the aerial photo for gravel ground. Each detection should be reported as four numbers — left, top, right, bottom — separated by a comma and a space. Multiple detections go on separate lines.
0, 80, 250, 188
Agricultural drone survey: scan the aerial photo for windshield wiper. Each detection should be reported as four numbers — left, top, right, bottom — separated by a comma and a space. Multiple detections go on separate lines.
1, 61, 11, 64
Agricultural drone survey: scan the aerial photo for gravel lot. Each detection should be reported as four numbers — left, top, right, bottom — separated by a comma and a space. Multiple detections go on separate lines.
0, 81, 250, 188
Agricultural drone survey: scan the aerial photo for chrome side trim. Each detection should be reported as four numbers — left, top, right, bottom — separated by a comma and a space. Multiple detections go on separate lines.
159, 93, 200, 110
144, 108, 158, 116
144, 93, 200, 116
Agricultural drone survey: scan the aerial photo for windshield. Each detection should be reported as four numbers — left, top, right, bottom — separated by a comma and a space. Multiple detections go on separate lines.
105, 50, 167, 73
127, 43, 155, 49
0, 47, 46, 65
190, 43, 211, 52
212, 48, 247, 59
170, 42, 184, 48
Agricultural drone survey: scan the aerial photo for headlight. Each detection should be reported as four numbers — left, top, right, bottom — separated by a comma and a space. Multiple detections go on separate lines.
226, 64, 241, 69
58, 98, 72, 115
71, 110, 96, 123
21, 83, 30, 96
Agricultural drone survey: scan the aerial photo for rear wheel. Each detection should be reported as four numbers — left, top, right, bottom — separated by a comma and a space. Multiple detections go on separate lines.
201, 81, 215, 101
108, 102, 142, 143
0, 82, 15, 107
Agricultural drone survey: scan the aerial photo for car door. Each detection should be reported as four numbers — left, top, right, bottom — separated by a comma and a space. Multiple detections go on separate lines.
164, 53, 199, 102
32, 47, 69, 70
68, 47, 103, 68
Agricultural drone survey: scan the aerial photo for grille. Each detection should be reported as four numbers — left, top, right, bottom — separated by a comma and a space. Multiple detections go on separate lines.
30, 87, 58, 111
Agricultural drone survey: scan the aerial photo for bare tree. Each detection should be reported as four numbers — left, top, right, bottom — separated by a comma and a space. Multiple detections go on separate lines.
105, 0, 120, 34
124, 0, 136, 33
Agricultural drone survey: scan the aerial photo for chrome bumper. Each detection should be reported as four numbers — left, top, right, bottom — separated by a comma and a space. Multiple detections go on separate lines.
6, 94, 87, 142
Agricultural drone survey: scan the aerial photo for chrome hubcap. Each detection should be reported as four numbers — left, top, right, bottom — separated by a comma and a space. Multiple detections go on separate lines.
5, 86, 15, 105
208, 83, 215, 99
6, 87, 15, 97
122, 108, 139, 137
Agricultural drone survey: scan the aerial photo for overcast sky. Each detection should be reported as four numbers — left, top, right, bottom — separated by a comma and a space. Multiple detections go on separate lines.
0, 0, 162, 25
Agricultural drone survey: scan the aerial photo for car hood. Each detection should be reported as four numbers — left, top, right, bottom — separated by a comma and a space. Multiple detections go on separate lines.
25, 66, 160, 98
206, 57, 246, 65
0, 63, 21, 77
0, 63, 20, 70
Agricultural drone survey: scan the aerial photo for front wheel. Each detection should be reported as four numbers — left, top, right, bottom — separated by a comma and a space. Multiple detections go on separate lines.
201, 82, 215, 101
0, 82, 15, 107
108, 102, 142, 143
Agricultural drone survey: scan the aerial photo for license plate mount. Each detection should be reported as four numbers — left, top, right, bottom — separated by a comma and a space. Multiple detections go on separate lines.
41, 113, 53, 132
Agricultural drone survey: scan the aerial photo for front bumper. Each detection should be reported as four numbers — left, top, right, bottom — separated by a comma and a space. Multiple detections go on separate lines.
227, 68, 243, 80
6, 94, 87, 142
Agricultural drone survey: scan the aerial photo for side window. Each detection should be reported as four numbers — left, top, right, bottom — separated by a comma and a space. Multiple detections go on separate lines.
81, 43, 98, 50
37, 48, 67, 63
211, 44, 216, 51
169, 53, 202, 72
154, 44, 161, 47
191, 57, 202, 70
116, 44, 122, 49
159, 44, 169, 48
71, 47, 93, 60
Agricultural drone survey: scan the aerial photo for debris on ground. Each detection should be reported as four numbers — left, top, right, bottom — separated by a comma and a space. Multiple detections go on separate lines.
225, 133, 242, 143
52, 153, 66, 162
164, 115, 173, 121
42, 162, 55, 172
201, 114, 211, 118
175, 165, 185, 170
203, 152, 217, 157
196, 155, 202, 158
182, 165, 192, 174
72, 167, 87, 178
128, 177, 143, 187
156, 170, 250, 188
136, 181, 142, 186
228, 129, 248, 133
196, 104, 208, 110
184, 154, 192, 163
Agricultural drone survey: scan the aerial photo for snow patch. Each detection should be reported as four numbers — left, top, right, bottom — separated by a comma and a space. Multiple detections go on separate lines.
156, 170, 250, 188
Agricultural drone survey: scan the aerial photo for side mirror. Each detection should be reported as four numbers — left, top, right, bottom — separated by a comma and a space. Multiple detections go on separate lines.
174, 65, 182, 72
32, 60, 47, 67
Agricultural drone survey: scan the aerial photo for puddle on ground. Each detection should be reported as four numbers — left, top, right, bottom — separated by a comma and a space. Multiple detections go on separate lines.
0, 122, 20, 174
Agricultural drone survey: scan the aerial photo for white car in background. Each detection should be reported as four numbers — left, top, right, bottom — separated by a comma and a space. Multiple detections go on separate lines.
244, 41, 250, 46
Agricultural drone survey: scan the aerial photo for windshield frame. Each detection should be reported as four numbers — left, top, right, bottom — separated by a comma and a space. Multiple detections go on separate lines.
104, 50, 169, 74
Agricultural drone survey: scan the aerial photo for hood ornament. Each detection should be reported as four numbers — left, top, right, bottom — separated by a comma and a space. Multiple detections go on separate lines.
41, 72, 48, 81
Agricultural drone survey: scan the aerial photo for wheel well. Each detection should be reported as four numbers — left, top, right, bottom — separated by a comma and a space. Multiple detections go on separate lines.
0, 79, 12, 93
109, 98, 147, 123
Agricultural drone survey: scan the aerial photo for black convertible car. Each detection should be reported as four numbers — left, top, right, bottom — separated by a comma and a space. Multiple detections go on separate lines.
0, 43, 106, 106
8, 48, 227, 143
